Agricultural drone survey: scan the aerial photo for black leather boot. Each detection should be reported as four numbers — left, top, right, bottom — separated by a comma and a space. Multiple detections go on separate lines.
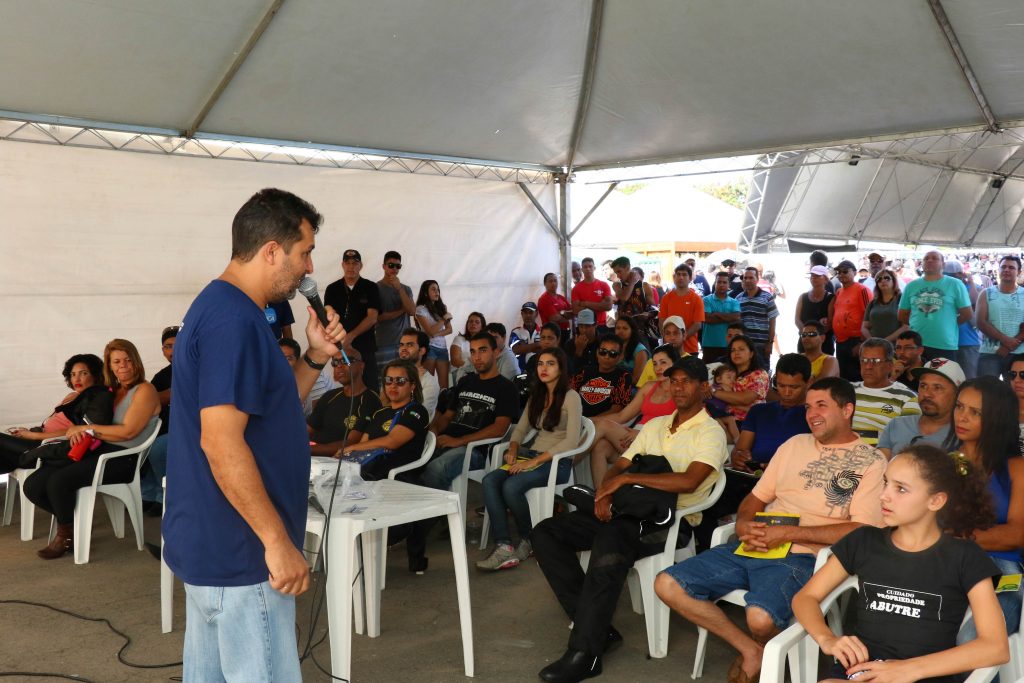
538, 649, 602, 683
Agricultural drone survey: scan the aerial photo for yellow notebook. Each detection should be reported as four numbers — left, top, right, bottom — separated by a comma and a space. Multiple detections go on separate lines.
733, 512, 800, 559
499, 456, 539, 472
997, 574, 1022, 593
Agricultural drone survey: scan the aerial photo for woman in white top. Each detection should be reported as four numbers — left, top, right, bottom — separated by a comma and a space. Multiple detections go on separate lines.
415, 280, 454, 389
450, 311, 486, 382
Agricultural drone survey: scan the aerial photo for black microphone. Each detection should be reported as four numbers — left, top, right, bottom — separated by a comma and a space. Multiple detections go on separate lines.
297, 277, 329, 327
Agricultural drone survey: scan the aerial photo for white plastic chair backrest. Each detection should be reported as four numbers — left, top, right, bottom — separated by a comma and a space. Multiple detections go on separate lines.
387, 431, 436, 480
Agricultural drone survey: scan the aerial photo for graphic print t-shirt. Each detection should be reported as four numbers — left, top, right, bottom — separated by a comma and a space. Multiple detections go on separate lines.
444, 373, 519, 439
571, 366, 633, 418
832, 526, 999, 666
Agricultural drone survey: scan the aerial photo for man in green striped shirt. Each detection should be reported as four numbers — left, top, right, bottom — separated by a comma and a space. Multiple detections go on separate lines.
851, 337, 920, 445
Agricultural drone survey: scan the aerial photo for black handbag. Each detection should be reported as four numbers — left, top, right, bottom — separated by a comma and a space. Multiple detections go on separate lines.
610, 454, 677, 526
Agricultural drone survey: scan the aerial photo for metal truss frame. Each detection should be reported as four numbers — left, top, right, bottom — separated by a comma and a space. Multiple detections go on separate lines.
0, 117, 553, 185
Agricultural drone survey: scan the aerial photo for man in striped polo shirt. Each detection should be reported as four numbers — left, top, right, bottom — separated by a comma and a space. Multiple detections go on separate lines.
735, 266, 778, 371
851, 337, 919, 446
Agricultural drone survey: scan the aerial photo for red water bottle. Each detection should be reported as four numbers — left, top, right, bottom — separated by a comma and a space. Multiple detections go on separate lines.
68, 429, 96, 462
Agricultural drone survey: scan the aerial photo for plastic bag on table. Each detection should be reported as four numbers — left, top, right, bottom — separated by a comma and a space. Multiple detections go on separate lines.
312, 460, 377, 513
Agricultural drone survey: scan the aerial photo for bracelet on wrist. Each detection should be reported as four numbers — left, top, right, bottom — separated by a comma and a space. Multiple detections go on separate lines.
302, 351, 327, 371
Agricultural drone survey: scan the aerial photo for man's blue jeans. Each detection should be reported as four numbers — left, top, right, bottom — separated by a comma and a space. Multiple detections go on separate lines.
183, 581, 301, 682
421, 446, 477, 491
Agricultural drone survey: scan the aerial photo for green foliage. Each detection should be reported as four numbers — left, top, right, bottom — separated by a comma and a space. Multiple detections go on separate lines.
697, 179, 749, 209
616, 182, 648, 196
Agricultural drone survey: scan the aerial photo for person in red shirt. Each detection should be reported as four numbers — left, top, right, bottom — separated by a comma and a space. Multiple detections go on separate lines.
571, 257, 613, 326
828, 259, 873, 382
658, 263, 705, 356
537, 272, 573, 337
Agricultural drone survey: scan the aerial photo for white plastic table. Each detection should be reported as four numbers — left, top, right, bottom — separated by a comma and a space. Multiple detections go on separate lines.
313, 479, 474, 681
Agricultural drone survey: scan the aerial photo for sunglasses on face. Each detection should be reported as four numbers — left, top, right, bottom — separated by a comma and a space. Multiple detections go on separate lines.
331, 358, 347, 367
837, 269, 853, 275
799, 331, 820, 338
385, 262, 402, 270
877, 276, 893, 282
1008, 371, 1024, 380
384, 376, 410, 386
597, 348, 621, 358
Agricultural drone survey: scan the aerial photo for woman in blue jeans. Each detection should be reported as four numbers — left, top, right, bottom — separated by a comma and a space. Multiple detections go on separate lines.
953, 376, 1024, 644
477, 347, 582, 571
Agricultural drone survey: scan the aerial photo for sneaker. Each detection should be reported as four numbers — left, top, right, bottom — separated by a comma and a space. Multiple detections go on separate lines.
514, 539, 533, 562
476, 543, 519, 572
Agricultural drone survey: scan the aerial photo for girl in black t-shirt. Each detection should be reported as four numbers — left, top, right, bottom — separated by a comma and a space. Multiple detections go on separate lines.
342, 360, 429, 482
792, 444, 1007, 682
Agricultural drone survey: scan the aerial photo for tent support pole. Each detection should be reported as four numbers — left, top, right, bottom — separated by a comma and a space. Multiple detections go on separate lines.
565, 0, 605, 174
927, 0, 999, 133
184, 0, 286, 138
557, 174, 572, 295
518, 182, 559, 239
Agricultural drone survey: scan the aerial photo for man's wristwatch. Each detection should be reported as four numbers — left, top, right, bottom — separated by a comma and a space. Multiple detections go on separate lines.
302, 351, 327, 371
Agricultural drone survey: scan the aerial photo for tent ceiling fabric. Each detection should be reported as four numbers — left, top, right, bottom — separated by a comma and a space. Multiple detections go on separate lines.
4, 0, 1024, 172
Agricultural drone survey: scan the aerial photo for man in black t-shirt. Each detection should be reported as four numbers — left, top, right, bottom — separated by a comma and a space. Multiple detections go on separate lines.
324, 248, 381, 391
570, 336, 633, 419
306, 351, 381, 457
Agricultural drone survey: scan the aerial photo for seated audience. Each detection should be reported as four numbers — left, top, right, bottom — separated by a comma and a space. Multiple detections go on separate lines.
634, 315, 687, 387
141, 325, 177, 513
478, 348, 582, 571
570, 336, 633, 420
793, 444, 1007, 682
654, 377, 885, 683
588, 344, 680, 486
852, 338, 919, 446
533, 357, 728, 682
708, 335, 769, 424
397, 327, 440, 420
890, 330, 925, 391
525, 322, 563, 381
703, 364, 740, 443
694, 353, 813, 551
0, 353, 110, 472
1010, 354, 1024, 450
569, 309, 600, 373
342, 359, 429, 482
952, 376, 1024, 644
24, 339, 161, 560
451, 311, 485, 383
877, 357, 961, 458
511, 301, 542, 372
486, 322, 520, 381
614, 315, 649, 385
307, 350, 381, 457
278, 337, 300, 367
799, 320, 839, 380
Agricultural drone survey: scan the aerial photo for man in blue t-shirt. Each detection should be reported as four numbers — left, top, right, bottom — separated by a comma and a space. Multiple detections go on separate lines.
693, 354, 813, 551
163, 189, 346, 681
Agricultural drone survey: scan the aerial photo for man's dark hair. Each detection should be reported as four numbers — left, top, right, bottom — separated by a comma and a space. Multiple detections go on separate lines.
808, 376, 856, 410
581, 257, 595, 266
541, 322, 562, 337
598, 335, 625, 351
896, 329, 923, 347
1001, 254, 1022, 270
278, 338, 301, 357
62, 353, 106, 389
401, 327, 430, 350
383, 250, 401, 262
743, 266, 759, 276
675, 263, 693, 277
775, 353, 813, 382
469, 331, 497, 349
485, 322, 507, 339
161, 325, 181, 344
715, 271, 730, 280
610, 256, 631, 269
809, 250, 829, 267
801, 319, 826, 334
727, 322, 746, 333
231, 188, 323, 262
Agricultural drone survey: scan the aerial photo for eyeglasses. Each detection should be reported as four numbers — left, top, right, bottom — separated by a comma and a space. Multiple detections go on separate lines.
385, 262, 402, 270
799, 332, 820, 338
860, 357, 887, 365
837, 269, 853, 275
597, 348, 621, 358
877, 276, 893, 282
384, 376, 410, 386
1008, 371, 1024, 379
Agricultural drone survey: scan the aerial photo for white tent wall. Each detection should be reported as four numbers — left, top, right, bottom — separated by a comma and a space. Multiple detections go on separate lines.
0, 141, 557, 424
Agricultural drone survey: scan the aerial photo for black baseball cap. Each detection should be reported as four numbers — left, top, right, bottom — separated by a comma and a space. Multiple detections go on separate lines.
666, 356, 709, 382
342, 249, 361, 262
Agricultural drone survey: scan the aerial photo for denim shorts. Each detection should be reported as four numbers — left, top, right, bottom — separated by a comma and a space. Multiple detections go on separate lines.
659, 540, 817, 629
426, 345, 450, 361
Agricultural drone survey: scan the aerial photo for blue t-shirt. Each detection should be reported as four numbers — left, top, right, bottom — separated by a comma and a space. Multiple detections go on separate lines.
701, 293, 741, 348
163, 280, 310, 586
741, 401, 811, 463
898, 276, 970, 351
877, 415, 951, 455
263, 300, 295, 340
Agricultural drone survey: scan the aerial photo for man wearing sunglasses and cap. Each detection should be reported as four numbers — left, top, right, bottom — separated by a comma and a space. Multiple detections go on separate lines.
570, 335, 633, 420
325, 248, 382, 391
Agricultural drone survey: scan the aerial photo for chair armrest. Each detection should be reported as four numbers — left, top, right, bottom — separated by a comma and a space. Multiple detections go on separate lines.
964, 666, 997, 683
387, 433, 436, 480
760, 622, 810, 683
711, 521, 737, 547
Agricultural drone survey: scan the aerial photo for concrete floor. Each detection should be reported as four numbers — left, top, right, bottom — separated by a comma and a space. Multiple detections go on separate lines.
0, 485, 743, 683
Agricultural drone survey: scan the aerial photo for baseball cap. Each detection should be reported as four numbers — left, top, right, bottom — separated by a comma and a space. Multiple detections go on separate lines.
521, 301, 538, 311
576, 309, 596, 325
910, 357, 966, 387
666, 356, 709, 383
721, 258, 736, 267
662, 315, 686, 333
809, 265, 830, 277
836, 260, 857, 272
868, 252, 885, 262
943, 260, 964, 274
342, 249, 362, 262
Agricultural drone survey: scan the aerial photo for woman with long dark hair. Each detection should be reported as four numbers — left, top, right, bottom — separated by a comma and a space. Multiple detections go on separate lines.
477, 347, 582, 571
415, 280, 454, 389
450, 311, 485, 382
707, 335, 769, 423
614, 315, 650, 385
952, 375, 1024, 643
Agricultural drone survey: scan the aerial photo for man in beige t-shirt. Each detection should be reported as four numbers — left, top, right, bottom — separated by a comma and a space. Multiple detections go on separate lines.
655, 377, 885, 683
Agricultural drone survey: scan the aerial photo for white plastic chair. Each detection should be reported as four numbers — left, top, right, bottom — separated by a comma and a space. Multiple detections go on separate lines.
761, 576, 999, 683
448, 426, 513, 518
479, 418, 595, 550
160, 476, 174, 633
691, 522, 839, 679
1003, 600, 1024, 681
3, 462, 42, 540
378, 432, 436, 589
48, 418, 161, 565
